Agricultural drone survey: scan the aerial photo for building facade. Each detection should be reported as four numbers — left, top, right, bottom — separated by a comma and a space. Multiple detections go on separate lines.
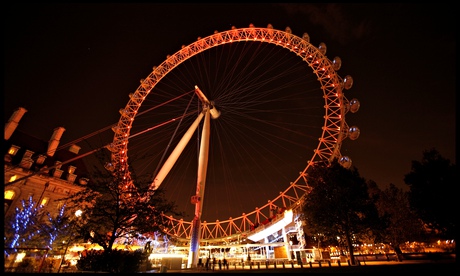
4, 107, 90, 220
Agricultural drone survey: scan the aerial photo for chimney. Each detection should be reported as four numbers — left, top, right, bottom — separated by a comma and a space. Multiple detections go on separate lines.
4, 107, 27, 140
47, 127, 66, 157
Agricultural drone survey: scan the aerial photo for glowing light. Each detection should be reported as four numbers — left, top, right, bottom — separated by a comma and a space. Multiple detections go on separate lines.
5, 190, 15, 199
247, 209, 293, 242
15, 252, 26, 263
40, 198, 48, 206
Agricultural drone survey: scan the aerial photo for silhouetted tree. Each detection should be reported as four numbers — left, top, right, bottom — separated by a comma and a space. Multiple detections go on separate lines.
39, 204, 74, 253
63, 155, 182, 272
404, 148, 457, 240
67, 164, 181, 248
371, 182, 424, 261
302, 159, 378, 265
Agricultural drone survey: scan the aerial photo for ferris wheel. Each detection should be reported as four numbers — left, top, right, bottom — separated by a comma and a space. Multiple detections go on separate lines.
108, 24, 360, 244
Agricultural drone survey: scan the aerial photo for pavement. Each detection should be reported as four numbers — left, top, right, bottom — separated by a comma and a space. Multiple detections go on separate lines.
160, 258, 457, 274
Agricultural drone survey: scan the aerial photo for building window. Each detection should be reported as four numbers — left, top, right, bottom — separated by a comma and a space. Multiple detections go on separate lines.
4, 190, 15, 214
53, 169, 63, 178
23, 150, 34, 159
68, 144, 81, 154
20, 150, 34, 169
68, 165, 76, 174
8, 145, 20, 156
40, 197, 50, 207
8, 175, 17, 183
67, 174, 77, 183
5, 190, 15, 200
36, 154, 47, 165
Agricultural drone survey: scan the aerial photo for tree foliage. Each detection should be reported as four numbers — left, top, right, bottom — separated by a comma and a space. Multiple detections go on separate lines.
302, 159, 378, 264
76, 249, 151, 273
35, 203, 81, 258
404, 148, 457, 240
4, 196, 44, 249
65, 160, 183, 255
370, 181, 424, 260
4, 196, 75, 257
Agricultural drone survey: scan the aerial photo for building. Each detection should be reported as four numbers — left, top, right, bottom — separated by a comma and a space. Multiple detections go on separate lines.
4, 107, 90, 220
3, 107, 312, 270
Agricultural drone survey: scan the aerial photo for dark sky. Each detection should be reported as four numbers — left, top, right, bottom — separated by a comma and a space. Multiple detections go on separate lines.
4, 4, 456, 222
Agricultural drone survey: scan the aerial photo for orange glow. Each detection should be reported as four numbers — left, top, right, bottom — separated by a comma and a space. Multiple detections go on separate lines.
5, 190, 15, 199
9, 175, 17, 182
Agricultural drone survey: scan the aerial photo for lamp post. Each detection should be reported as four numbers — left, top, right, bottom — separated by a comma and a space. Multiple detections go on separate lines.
57, 209, 82, 273
35, 182, 49, 208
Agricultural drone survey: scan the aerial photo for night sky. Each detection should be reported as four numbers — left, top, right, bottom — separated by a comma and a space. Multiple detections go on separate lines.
4, 4, 456, 222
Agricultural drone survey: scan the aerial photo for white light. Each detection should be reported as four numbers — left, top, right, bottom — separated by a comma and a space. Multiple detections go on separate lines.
15, 252, 26, 263
247, 209, 293, 242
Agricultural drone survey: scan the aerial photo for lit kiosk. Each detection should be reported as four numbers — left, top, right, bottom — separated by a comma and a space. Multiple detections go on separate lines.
146, 86, 220, 268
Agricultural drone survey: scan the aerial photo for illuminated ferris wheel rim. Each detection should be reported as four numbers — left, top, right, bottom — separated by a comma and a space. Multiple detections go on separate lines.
109, 24, 360, 240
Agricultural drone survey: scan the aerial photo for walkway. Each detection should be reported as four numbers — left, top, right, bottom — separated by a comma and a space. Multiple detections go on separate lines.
162, 257, 457, 273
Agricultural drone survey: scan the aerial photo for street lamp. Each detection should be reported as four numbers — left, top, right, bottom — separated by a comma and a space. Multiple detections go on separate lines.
35, 182, 49, 208
57, 209, 82, 273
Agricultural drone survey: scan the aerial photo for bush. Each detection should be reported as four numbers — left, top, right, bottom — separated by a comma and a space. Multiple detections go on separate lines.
14, 257, 36, 273
76, 249, 151, 273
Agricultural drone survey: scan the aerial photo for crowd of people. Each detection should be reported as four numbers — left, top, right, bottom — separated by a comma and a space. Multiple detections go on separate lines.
198, 256, 230, 270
